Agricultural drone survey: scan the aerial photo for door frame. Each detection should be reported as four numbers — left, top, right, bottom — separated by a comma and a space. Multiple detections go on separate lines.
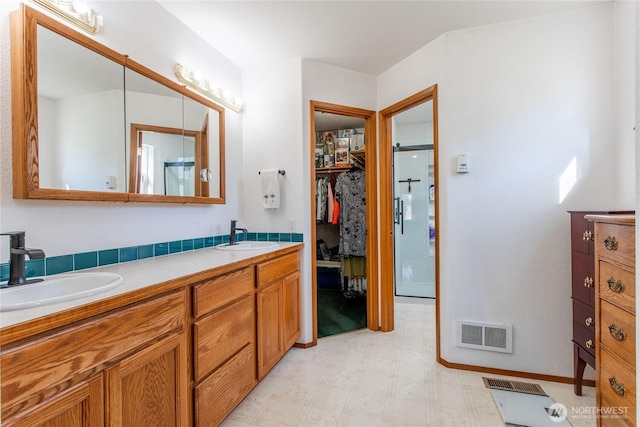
309, 101, 378, 345
378, 85, 440, 356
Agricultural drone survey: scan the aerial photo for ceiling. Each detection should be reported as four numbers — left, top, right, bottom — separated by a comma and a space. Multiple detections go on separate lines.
158, 0, 606, 76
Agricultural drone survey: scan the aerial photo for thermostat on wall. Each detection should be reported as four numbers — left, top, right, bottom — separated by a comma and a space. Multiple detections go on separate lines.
456, 154, 470, 173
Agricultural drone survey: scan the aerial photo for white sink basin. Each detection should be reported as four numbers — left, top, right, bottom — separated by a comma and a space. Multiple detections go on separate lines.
215, 241, 279, 251
0, 272, 125, 312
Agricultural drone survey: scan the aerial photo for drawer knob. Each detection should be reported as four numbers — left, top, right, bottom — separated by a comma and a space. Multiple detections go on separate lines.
609, 377, 627, 397
585, 339, 593, 349
608, 324, 626, 341
604, 236, 619, 250
583, 277, 594, 287
582, 230, 593, 241
607, 278, 624, 293
584, 317, 593, 327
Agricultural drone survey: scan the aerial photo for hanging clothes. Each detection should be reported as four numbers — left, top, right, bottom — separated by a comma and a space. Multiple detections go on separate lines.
316, 176, 328, 223
336, 170, 366, 256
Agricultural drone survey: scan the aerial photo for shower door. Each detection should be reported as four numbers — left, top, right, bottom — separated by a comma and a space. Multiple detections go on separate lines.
393, 146, 435, 298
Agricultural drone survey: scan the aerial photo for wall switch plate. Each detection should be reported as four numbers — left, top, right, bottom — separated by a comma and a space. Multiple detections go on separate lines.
288, 219, 297, 232
456, 154, 470, 173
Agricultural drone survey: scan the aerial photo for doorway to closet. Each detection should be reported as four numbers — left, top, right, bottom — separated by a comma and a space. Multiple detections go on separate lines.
309, 101, 377, 345
379, 85, 440, 355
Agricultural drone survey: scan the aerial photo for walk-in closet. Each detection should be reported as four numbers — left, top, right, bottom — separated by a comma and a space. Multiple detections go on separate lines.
313, 112, 367, 338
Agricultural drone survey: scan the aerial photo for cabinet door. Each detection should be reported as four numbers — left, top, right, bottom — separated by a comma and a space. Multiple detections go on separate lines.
2, 375, 104, 427
282, 271, 301, 350
106, 332, 189, 427
257, 282, 283, 379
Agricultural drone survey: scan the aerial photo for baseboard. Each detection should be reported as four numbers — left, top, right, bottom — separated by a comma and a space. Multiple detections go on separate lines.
293, 341, 316, 349
437, 357, 596, 387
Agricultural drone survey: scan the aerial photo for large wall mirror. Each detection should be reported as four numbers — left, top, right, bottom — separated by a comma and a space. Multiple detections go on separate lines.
11, 4, 225, 204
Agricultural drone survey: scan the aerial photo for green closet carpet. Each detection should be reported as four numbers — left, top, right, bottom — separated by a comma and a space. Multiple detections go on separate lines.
317, 288, 367, 338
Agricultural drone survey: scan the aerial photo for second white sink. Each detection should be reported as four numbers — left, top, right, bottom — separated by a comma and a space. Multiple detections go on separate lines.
0, 272, 125, 312
215, 241, 279, 251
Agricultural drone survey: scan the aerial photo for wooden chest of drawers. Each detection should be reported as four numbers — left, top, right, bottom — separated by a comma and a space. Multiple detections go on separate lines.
586, 214, 635, 426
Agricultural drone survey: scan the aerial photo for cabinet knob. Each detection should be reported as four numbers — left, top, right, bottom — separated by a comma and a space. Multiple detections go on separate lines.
604, 236, 619, 250
608, 324, 626, 341
607, 277, 624, 293
584, 317, 593, 327
582, 230, 593, 241
585, 339, 593, 349
609, 377, 627, 397
583, 277, 593, 287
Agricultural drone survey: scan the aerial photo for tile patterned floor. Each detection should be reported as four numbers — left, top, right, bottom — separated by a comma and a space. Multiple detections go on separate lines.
222, 298, 597, 426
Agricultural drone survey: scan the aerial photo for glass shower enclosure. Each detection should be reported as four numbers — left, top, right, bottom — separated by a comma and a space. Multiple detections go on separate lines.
393, 145, 435, 298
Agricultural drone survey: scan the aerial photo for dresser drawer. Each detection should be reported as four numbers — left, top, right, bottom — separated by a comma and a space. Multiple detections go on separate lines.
256, 252, 299, 288
599, 261, 635, 314
572, 252, 595, 306
600, 300, 636, 368
193, 267, 254, 318
599, 347, 636, 425
573, 299, 595, 331
193, 294, 254, 382
573, 322, 595, 355
596, 223, 635, 267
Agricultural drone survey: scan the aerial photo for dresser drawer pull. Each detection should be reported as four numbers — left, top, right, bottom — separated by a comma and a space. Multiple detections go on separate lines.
582, 230, 593, 241
608, 324, 626, 341
607, 278, 624, 293
609, 377, 627, 397
585, 339, 593, 349
584, 317, 593, 327
583, 276, 593, 287
604, 236, 619, 250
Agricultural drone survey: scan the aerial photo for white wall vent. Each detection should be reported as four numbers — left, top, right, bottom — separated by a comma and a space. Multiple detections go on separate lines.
456, 320, 512, 353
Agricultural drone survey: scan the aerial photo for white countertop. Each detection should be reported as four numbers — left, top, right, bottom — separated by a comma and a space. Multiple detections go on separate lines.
0, 243, 301, 329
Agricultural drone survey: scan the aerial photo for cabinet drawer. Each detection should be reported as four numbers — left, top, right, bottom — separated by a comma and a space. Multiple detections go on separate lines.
599, 347, 636, 425
600, 300, 636, 368
195, 344, 256, 427
573, 322, 595, 355
599, 261, 635, 314
596, 223, 635, 267
256, 252, 299, 288
193, 267, 254, 318
572, 299, 595, 331
571, 212, 595, 255
194, 294, 254, 381
1, 291, 185, 414
571, 252, 595, 306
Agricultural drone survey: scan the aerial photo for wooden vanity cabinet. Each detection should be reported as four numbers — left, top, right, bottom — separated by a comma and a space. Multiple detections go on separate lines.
256, 252, 301, 379
0, 290, 188, 427
192, 267, 256, 427
0, 244, 304, 427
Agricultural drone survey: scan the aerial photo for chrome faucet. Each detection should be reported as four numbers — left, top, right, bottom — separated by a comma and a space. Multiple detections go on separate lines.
1, 231, 45, 287
229, 220, 248, 246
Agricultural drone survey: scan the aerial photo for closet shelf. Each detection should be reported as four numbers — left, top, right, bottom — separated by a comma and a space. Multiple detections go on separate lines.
316, 166, 352, 174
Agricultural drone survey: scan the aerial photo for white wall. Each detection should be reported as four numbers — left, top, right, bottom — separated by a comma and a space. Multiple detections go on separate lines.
379, 4, 634, 377
0, 0, 242, 258
241, 59, 377, 343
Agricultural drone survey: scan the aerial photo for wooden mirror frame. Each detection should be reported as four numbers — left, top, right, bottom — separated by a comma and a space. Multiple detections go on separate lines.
10, 4, 226, 204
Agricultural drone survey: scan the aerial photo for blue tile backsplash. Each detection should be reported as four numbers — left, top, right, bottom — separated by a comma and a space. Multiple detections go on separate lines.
1, 233, 303, 282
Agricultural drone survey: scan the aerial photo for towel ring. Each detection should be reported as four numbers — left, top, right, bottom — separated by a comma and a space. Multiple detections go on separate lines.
259, 170, 286, 176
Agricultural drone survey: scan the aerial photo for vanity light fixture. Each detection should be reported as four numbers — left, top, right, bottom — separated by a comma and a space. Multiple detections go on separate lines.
31, 0, 103, 34
174, 64, 243, 113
